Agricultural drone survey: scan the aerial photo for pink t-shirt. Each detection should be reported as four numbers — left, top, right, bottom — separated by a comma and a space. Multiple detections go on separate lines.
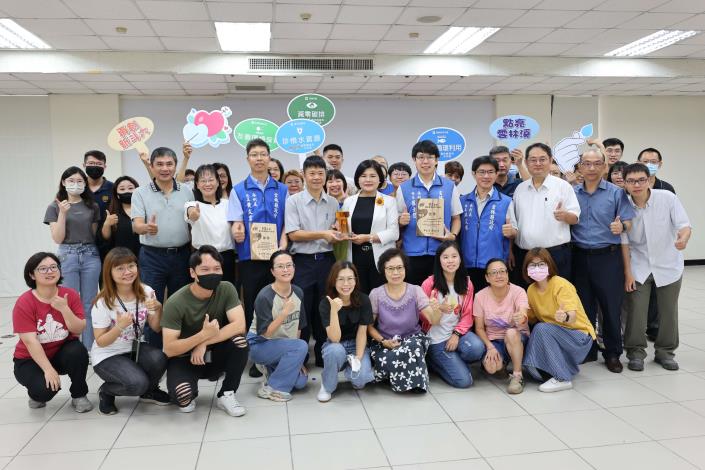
473, 284, 530, 341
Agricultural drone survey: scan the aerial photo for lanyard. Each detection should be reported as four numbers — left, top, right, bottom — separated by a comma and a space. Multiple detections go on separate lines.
116, 295, 141, 340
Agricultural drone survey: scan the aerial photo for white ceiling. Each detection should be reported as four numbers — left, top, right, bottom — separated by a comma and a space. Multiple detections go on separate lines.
2, 0, 705, 96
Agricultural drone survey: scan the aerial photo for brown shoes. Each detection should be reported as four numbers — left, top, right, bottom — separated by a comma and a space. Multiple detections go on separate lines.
605, 356, 623, 373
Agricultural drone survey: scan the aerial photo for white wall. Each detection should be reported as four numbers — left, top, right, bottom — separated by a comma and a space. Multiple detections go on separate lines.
119, 96, 495, 195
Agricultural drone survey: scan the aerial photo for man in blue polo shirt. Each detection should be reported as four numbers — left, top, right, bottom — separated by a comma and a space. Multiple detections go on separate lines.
459, 156, 512, 291
397, 140, 462, 286
571, 148, 635, 372
227, 138, 288, 376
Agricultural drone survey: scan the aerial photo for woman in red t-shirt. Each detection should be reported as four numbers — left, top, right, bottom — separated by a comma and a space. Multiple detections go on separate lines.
12, 252, 93, 412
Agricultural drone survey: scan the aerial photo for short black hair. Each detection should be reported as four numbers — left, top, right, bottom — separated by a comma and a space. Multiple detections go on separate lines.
488, 145, 510, 157
377, 248, 410, 277
444, 161, 464, 180
189, 245, 224, 270
24, 252, 62, 288
471, 155, 499, 172
84, 150, 106, 163
150, 147, 178, 165
185, 169, 195, 177
303, 155, 327, 172
637, 147, 662, 162
354, 159, 385, 190
622, 162, 650, 180
323, 143, 343, 156
603, 138, 624, 151
484, 258, 508, 273
193, 164, 223, 203
412, 140, 439, 159
388, 162, 412, 177
607, 161, 628, 183
269, 250, 293, 270
246, 138, 270, 155
326, 169, 348, 192
526, 142, 552, 159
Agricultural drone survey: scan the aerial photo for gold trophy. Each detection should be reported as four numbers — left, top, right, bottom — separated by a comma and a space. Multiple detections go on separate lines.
336, 210, 350, 236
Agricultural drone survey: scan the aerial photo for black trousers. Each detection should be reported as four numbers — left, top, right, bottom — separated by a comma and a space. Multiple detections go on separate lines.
14, 339, 89, 402
238, 259, 275, 330
220, 249, 237, 291
353, 247, 383, 295
511, 243, 573, 289
293, 252, 335, 365
572, 246, 624, 359
467, 268, 488, 292
166, 338, 249, 405
407, 255, 435, 286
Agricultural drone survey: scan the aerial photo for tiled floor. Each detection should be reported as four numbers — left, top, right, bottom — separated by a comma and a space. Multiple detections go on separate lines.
0, 266, 704, 470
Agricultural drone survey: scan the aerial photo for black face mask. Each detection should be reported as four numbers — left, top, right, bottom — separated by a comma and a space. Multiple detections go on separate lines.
85, 166, 104, 179
197, 273, 222, 291
117, 192, 132, 204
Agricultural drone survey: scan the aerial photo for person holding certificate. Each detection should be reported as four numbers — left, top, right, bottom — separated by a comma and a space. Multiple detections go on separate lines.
396, 140, 462, 286
341, 160, 399, 294
227, 138, 289, 377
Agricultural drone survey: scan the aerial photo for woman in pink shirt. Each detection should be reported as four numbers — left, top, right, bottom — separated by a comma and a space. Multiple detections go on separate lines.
473, 258, 530, 394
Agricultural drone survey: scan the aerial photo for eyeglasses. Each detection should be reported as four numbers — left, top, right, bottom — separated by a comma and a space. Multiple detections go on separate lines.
487, 269, 508, 277
273, 263, 295, 271
391, 171, 409, 178
248, 152, 269, 159
85, 162, 105, 167
384, 265, 405, 273
336, 276, 356, 284
415, 156, 437, 162
475, 170, 496, 176
527, 158, 549, 165
527, 262, 548, 269
35, 264, 59, 274
625, 177, 649, 186
113, 263, 138, 274
580, 161, 604, 168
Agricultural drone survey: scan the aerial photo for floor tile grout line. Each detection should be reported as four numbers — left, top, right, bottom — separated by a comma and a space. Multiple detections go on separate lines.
356, 387, 393, 469
285, 397, 294, 470
194, 385, 218, 470
97, 395, 141, 470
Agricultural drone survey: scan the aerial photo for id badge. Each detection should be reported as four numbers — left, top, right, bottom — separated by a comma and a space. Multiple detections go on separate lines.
204, 350, 212, 363
130, 340, 141, 363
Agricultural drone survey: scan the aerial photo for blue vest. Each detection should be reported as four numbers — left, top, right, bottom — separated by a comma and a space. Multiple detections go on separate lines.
459, 190, 511, 269
400, 174, 455, 256
233, 176, 288, 261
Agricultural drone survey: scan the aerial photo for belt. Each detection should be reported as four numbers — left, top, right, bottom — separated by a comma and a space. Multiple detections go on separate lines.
143, 244, 190, 255
547, 242, 571, 251
574, 244, 620, 255
294, 252, 334, 261
360, 243, 372, 252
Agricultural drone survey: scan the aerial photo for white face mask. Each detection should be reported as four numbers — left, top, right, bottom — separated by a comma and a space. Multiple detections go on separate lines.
65, 183, 85, 195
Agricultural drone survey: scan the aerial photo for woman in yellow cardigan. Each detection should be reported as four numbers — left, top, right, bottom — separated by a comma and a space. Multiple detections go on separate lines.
522, 248, 595, 393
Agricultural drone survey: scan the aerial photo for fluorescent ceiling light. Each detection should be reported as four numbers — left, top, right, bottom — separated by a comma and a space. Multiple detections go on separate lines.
605, 30, 698, 57
424, 27, 499, 55
215, 22, 270, 52
0, 19, 51, 49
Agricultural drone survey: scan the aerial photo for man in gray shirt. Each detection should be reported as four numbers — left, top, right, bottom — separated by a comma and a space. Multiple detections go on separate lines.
132, 147, 194, 345
285, 155, 343, 366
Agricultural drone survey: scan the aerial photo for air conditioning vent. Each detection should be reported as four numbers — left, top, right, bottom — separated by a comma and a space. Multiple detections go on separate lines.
232, 84, 268, 91
249, 57, 374, 72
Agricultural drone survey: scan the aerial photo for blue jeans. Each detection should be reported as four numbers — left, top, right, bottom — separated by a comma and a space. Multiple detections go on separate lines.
58, 244, 101, 350
321, 339, 374, 393
427, 331, 486, 388
247, 334, 308, 392
139, 246, 191, 347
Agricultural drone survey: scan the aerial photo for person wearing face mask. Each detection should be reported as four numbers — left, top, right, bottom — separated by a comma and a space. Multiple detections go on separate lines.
100, 176, 141, 260
83, 150, 113, 215
521, 248, 595, 393
183, 169, 196, 189
186, 165, 235, 288
45, 167, 102, 350
341, 160, 399, 294
161, 245, 250, 416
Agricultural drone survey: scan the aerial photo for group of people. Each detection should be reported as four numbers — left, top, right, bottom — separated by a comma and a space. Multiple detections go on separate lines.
13, 135, 691, 418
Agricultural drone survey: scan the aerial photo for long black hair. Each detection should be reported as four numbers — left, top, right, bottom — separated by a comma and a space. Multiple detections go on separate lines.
108, 176, 139, 217
55, 166, 95, 208
212, 162, 233, 197
193, 164, 223, 203
431, 241, 468, 296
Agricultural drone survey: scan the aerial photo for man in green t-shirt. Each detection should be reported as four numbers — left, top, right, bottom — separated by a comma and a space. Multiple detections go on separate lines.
161, 245, 249, 416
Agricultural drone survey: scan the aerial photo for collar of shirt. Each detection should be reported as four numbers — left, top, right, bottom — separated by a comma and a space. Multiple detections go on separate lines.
149, 178, 181, 193
245, 174, 273, 191
628, 188, 652, 209
95, 179, 112, 194
575, 178, 608, 195
303, 189, 333, 205
474, 187, 494, 201
412, 173, 442, 189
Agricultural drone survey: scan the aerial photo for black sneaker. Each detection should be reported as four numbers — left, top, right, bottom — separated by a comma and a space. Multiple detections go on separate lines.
140, 387, 171, 406
98, 391, 118, 415
249, 363, 263, 378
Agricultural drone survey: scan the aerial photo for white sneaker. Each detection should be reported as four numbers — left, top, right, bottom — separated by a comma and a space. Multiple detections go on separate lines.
179, 401, 196, 413
317, 385, 331, 402
538, 377, 573, 393
217, 390, 246, 417
257, 384, 292, 402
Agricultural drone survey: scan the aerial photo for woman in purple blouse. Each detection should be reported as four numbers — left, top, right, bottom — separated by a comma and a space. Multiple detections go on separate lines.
367, 248, 439, 393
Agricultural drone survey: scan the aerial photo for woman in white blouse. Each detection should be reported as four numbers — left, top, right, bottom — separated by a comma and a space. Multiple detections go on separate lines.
184, 164, 236, 286
341, 160, 399, 294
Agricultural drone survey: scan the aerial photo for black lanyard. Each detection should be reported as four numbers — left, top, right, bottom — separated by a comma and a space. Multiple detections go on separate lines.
116, 295, 141, 340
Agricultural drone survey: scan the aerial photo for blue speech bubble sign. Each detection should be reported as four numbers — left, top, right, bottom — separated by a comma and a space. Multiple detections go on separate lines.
275, 119, 326, 155
489, 115, 540, 150
417, 127, 466, 162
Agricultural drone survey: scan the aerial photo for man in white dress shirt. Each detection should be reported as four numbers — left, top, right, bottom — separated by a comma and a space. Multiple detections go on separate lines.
508, 143, 581, 286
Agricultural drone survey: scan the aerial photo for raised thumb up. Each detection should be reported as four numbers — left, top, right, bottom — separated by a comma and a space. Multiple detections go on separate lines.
609, 215, 623, 235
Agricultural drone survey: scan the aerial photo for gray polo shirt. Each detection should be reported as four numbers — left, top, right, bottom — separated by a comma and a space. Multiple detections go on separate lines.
131, 179, 194, 248
285, 189, 338, 254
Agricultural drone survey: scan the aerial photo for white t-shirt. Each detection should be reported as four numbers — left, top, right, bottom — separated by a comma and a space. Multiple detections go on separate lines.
428, 285, 461, 344
90, 285, 155, 366
184, 199, 233, 252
